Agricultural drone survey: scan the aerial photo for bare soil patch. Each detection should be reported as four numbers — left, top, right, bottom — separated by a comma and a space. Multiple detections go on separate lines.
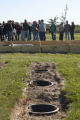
77, 62, 80, 67
0, 62, 8, 69
10, 62, 69, 120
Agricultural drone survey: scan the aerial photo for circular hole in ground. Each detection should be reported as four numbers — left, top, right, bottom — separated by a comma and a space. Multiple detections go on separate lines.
35, 69, 48, 73
29, 104, 59, 115
30, 80, 53, 87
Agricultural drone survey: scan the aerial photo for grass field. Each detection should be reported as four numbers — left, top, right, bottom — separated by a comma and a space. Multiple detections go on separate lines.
46, 33, 80, 40
0, 33, 80, 42
0, 53, 80, 120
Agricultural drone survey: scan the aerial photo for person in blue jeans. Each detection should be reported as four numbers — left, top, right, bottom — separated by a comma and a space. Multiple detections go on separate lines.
7, 21, 13, 41
23, 20, 29, 41
39, 20, 46, 41
32, 21, 39, 40
50, 22, 56, 40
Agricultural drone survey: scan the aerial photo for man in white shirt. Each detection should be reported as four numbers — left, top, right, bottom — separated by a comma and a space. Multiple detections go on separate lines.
39, 20, 46, 41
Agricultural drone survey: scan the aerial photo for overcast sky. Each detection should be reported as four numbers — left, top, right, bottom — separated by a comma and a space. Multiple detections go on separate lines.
0, 0, 80, 24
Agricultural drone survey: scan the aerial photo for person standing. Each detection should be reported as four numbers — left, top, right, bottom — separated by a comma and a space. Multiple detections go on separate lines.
0, 22, 5, 41
0, 23, 3, 41
23, 20, 29, 41
32, 21, 39, 41
59, 22, 64, 40
50, 22, 56, 40
28, 23, 32, 40
64, 21, 70, 40
39, 20, 46, 41
16, 23, 22, 40
13, 28, 17, 40
2, 21, 6, 40
7, 21, 13, 41
12, 21, 17, 40
70, 22, 75, 40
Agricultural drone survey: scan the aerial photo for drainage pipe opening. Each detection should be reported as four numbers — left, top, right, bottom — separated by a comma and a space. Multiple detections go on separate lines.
35, 69, 48, 73
30, 80, 53, 87
29, 104, 59, 115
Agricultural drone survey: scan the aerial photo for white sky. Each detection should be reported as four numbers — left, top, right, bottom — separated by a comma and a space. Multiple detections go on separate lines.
0, 0, 80, 24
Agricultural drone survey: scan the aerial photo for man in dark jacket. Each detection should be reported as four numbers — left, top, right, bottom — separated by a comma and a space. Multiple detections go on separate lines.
23, 20, 29, 41
0, 22, 5, 41
70, 22, 75, 40
7, 21, 13, 41
64, 21, 70, 40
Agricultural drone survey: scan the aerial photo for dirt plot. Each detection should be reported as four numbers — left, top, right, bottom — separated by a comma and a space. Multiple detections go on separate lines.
10, 62, 70, 120
0, 62, 8, 69
77, 62, 80, 67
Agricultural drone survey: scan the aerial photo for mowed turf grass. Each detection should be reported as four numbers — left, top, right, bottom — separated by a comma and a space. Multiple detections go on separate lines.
0, 33, 80, 42
46, 33, 80, 40
0, 53, 80, 120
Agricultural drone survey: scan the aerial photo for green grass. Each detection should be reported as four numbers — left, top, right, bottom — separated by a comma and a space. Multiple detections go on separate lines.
0, 53, 80, 120
0, 33, 80, 42
46, 33, 80, 40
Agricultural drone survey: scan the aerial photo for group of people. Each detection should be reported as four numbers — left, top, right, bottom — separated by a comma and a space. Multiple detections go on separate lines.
50, 20, 75, 40
59, 21, 75, 40
0, 19, 75, 41
0, 19, 46, 41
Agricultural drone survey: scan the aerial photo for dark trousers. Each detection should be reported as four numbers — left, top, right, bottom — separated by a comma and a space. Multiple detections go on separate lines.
59, 32, 64, 40
70, 32, 74, 40
0, 33, 4, 41
29, 32, 32, 40
8, 31, 13, 41
51, 32, 56, 40
17, 32, 20, 40
40, 32, 46, 41
0, 33, 3, 41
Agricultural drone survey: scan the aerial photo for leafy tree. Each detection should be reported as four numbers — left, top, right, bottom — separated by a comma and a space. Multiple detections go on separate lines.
48, 16, 58, 24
